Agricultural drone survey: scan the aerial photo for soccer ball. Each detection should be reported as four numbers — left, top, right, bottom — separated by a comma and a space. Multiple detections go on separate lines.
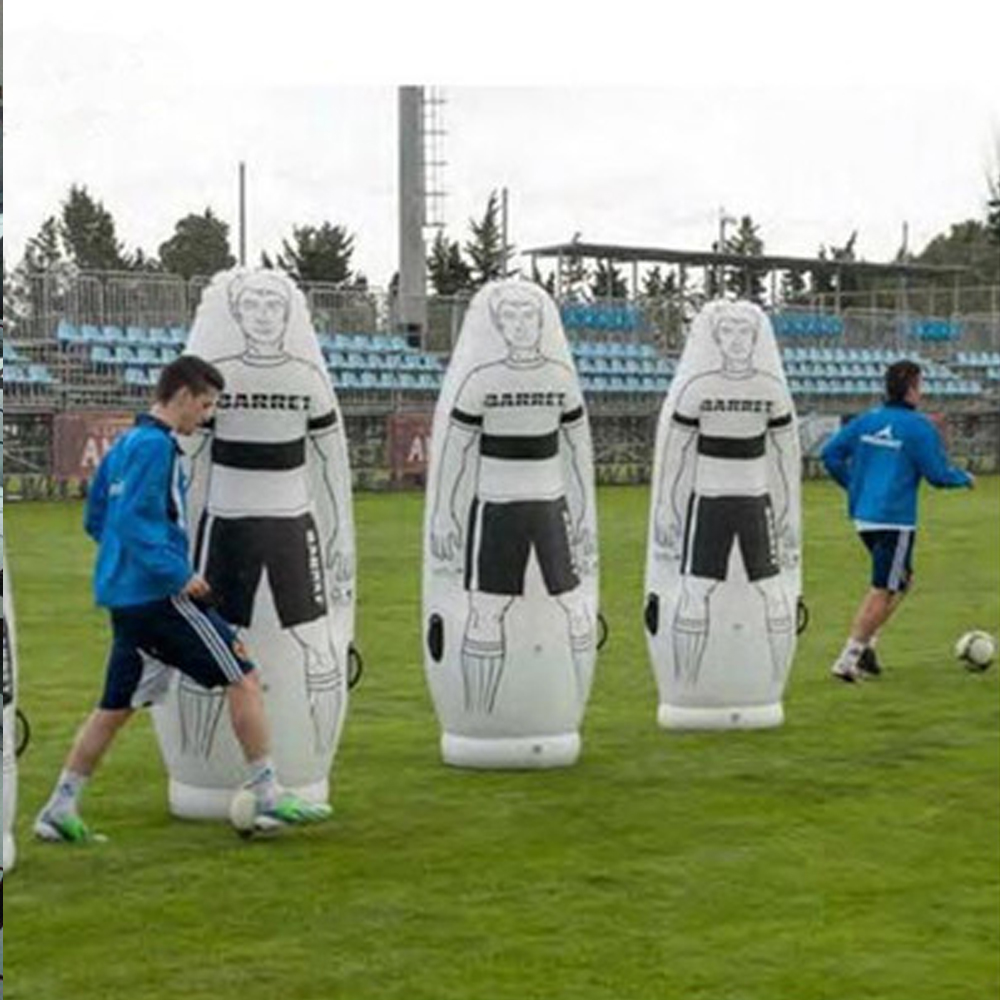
954, 631, 996, 672
228, 788, 259, 839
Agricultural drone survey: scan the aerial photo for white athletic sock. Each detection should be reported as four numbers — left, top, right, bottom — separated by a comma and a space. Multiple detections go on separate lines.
246, 757, 281, 809
834, 638, 866, 673
47, 769, 88, 817
867, 633, 879, 650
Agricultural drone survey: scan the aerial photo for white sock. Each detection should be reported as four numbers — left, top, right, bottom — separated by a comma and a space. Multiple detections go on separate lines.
867, 633, 879, 650
47, 769, 88, 817
835, 638, 865, 672
245, 757, 280, 809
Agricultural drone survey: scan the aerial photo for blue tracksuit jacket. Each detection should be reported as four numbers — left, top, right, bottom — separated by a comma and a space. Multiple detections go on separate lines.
84, 414, 192, 608
821, 401, 972, 529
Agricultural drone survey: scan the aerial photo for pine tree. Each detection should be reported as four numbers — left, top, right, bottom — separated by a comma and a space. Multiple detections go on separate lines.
465, 191, 512, 289
723, 215, 767, 302
987, 170, 1000, 247
159, 209, 235, 279
59, 185, 130, 270
273, 223, 356, 285
427, 229, 472, 296
590, 261, 628, 299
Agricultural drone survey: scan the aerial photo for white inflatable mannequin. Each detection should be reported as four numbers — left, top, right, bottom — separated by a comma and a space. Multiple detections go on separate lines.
423, 280, 600, 768
645, 300, 802, 729
3, 512, 19, 872
152, 268, 356, 818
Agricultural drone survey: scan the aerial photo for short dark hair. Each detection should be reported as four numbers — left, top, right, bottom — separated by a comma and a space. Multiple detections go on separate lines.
154, 355, 225, 403
885, 359, 921, 403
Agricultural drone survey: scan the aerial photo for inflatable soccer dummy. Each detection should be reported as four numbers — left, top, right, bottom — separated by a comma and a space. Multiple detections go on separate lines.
152, 268, 356, 818
423, 280, 600, 769
3, 501, 20, 870
644, 300, 802, 729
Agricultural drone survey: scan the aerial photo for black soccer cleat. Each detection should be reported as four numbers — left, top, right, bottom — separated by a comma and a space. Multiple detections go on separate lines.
857, 647, 882, 677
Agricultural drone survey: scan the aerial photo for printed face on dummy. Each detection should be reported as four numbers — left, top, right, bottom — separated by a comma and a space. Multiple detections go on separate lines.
495, 297, 544, 354
713, 315, 758, 367
233, 286, 290, 353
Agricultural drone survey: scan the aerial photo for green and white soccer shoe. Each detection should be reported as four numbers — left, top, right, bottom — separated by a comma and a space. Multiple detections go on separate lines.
228, 788, 332, 839
33, 809, 108, 845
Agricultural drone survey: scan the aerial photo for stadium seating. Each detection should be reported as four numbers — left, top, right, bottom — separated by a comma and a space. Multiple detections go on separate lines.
561, 302, 642, 334
908, 317, 963, 342
779, 345, 982, 398
771, 313, 844, 338
31, 313, 994, 406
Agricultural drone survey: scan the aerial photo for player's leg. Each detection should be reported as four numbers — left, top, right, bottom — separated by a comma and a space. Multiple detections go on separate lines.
832, 530, 914, 682
164, 596, 331, 828
34, 614, 145, 843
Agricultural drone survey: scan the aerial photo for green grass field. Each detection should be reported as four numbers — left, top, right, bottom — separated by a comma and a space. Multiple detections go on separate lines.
4, 480, 999, 1000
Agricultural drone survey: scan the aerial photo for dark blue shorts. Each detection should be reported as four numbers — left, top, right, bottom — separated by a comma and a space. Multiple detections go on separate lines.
100, 595, 253, 711
859, 529, 915, 593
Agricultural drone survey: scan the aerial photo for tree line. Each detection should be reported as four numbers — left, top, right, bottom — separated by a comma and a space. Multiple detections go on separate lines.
7, 174, 1000, 308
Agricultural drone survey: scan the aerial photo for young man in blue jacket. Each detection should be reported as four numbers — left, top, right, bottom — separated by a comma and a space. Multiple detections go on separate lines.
34, 356, 331, 842
821, 359, 974, 682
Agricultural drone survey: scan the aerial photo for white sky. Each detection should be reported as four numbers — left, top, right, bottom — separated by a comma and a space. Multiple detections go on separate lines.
4, 1, 1000, 288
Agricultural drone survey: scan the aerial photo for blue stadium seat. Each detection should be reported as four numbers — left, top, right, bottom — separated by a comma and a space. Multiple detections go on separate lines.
57, 320, 81, 342
126, 325, 147, 343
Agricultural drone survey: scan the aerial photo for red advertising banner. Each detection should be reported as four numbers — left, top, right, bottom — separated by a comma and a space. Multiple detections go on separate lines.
387, 411, 434, 484
53, 411, 135, 480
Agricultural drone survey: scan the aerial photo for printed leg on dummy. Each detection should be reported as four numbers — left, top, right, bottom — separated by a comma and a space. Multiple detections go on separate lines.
290, 622, 345, 754
556, 589, 596, 705
672, 577, 718, 686
755, 577, 795, 681
462, 593, 514, 714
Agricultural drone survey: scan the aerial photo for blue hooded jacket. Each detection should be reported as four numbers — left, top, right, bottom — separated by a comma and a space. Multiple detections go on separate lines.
85, 414, 192, 608
821, 401, 971, 529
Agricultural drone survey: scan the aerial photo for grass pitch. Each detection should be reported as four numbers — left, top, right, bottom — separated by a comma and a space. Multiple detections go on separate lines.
4, 479, 999, 1000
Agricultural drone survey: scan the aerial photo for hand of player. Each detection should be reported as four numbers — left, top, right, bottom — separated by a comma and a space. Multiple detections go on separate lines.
431, 511, 462, 563
183, 575, 212, 600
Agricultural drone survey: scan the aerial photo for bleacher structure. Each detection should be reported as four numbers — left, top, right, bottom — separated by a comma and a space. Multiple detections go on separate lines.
4, 267, 999, 486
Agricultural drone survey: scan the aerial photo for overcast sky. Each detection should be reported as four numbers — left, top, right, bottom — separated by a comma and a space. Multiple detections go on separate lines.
5, 2, 999, 288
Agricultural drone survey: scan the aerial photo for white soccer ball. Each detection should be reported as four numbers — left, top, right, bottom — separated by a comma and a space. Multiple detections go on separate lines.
954, 630, 996, 672
228, 788, 259, 838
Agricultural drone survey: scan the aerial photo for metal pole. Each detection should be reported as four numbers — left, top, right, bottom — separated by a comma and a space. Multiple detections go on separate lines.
238, 161, 247, 267
501, 187, 509, 278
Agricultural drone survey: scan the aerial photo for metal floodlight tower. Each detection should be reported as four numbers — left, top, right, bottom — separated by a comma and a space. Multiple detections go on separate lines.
398, 86, 448, 348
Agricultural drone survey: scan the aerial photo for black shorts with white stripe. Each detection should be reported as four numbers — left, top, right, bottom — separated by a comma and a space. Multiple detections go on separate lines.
99, 596, 253, 710
859, 529, 915, 593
